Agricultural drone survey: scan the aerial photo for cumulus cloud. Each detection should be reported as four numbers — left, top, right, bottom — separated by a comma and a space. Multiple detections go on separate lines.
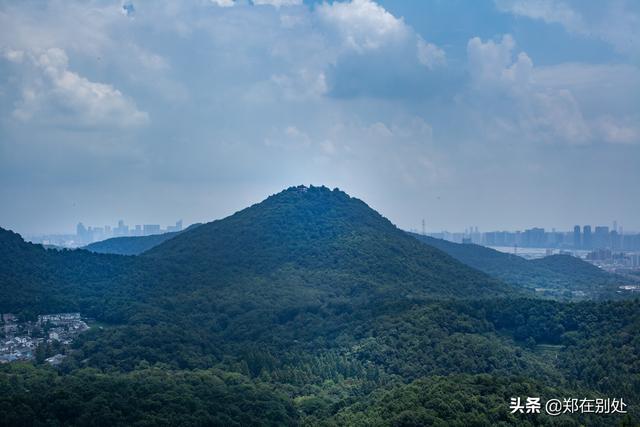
211, 0, 235, 7
467, 35, 591, 144
10, 48, 148, 128
464, 33, 640, 146
316, 0, 411, 52
467, 35, 532, 89
495, 0, 640, 55
271, 70, 328, 99
253, 0, 302, 7
495, 0, 584, 32
314, 0, 446, 98
417, 38, 446, 70
595, 116, 639, 145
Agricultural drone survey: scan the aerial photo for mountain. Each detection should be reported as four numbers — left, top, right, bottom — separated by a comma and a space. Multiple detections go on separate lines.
83, 223, 202, 255
531, 253, 611, 280
1, 185, 517, 327
410, 234, 626, 299
144, 185, 516, 300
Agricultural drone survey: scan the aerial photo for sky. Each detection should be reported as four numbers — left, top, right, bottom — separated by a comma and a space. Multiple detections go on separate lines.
0, 0, 639, 235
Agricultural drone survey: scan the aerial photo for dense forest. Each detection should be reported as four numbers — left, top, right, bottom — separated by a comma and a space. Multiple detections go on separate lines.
0, 186, 638, 426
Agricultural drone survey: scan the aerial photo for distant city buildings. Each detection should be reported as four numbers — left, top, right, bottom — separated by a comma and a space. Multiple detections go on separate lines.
427, 222, 640, 273
429, 223, 640, 252
30, 219, 184, 247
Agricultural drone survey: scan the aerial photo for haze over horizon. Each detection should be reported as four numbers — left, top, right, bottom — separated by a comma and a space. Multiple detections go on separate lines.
17, 183, 639, 237
1, 0, 639, 235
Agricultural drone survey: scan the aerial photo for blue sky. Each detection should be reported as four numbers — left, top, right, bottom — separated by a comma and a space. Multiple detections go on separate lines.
0, 0, 639, 234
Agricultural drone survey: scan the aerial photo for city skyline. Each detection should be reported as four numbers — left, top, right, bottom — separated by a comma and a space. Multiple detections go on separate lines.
24, 215, 640, 237
26, 213, 640, 249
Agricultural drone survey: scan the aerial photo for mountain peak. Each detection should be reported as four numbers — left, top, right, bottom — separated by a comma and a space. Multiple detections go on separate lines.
266, 184, 351, 203
143, 185, 514, 299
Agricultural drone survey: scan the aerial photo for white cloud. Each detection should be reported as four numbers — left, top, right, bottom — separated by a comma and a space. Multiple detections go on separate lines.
495, 0, 584, 32
595, 116, 639, 145
11, 48, 148, 128
253, 0, 302, 7
467, 35, 532, 90
211, 0, 235, 7
495, 0, 640, 55
271, 69, 328, 100
465, 33, 640, 146
417, 38, 446, 70
316, 0, 410, 52
467, 35, 591, 144
3, 49, 25, 63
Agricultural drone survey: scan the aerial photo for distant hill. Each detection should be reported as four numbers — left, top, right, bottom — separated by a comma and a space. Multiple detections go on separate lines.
83, 223, 201, 255
410, 234, 626, 300
144, 185, 516, 300
531, 254, 612, 281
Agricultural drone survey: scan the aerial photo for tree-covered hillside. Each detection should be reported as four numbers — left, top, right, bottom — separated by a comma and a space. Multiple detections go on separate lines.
411, 234, 628, 300
0, 186, 638, 426
144, 185, 515, 299
0, 228, 133, 317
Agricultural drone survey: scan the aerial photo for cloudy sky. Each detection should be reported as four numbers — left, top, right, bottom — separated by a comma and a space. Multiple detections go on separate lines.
1, 0, 639, 235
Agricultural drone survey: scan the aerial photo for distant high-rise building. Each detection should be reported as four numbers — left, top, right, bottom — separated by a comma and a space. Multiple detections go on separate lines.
115, 220, 129, 236
594, 226, 610, 249
143, 224, 161, 236
610, 230, 621, 251
583, 225, 592, 249
166, 220, 183, 233
76, 222, 89, 244
573, 225, 581, 248
523, 227, 545, 247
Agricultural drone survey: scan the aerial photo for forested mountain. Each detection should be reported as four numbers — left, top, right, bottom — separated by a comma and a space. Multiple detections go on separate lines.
0, 186, 638, 426
143, 185, 515, 299
83, 223, 202, 256
410, 234, 627, 300
0, 228, 133, 317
